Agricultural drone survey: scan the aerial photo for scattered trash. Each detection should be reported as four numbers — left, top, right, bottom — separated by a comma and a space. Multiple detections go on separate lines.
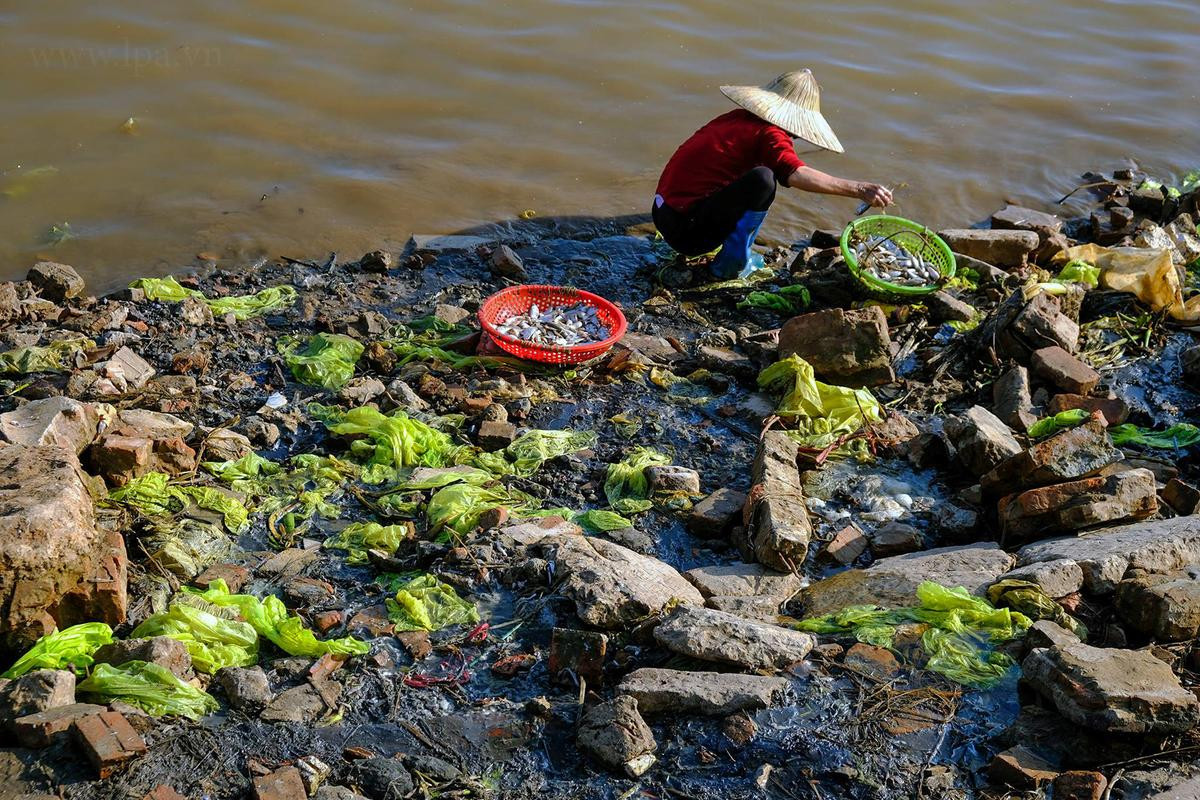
385, 574, 480, 632
279, 333, 364, 389
2, 623, 113, 678
77, 661, 219, 720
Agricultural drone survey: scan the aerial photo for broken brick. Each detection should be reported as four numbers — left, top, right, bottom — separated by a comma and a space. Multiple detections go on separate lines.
193, 562, 250, 593
74, 710, 148, 778
549, 628, 608, 687
1031, 346, 1100, 394
253, 766, 308, 800
12, 702, 107, 748
820, 525, 867, 566
989, 745, 1058, 790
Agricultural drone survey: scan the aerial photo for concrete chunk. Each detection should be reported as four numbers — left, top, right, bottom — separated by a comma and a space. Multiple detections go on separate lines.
946, 405, 1022, 477
778, 306, 894, 387
687, 488, 747, 539
618, 668, 789, 716
683, 564, 801, 599
653, 605, 814, 670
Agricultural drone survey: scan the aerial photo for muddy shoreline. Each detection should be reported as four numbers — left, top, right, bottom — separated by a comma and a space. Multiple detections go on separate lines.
0, 171, 1199, 800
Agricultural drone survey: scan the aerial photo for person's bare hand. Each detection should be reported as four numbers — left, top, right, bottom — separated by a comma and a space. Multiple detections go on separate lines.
857, 183, 893, 207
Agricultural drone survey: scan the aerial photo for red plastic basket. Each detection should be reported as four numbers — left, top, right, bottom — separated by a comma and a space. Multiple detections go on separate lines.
478, 285, 628, 365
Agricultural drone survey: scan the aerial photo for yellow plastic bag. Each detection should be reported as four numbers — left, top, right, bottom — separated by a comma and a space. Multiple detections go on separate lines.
1054, 244, 1200, 321
757, 356, 883, 456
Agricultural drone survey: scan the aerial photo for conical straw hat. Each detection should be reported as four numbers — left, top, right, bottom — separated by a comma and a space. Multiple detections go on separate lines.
721, 69, 844, 154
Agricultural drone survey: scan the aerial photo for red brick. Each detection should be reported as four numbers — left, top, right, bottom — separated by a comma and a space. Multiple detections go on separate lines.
13, 702, 106, 747
308, 653, 347, 682
989, 745, 1058, 790
843, 643, 899, 680
193, 562, 250, 593
253, 766, 307, 800
821, 524, 867, 565
91, 435, 153, 485
313, 610, 344, 633
74, 710, 148, 778
1053, 770, 1107, 800
1031, 346, 1100, 394
1047, 393, 1129, 425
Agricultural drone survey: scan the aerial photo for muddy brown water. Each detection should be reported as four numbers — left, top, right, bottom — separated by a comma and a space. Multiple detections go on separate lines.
2, 0, 1199, 290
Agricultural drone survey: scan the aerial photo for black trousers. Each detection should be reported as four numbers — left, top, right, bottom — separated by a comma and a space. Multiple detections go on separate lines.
652, 166, 777, 256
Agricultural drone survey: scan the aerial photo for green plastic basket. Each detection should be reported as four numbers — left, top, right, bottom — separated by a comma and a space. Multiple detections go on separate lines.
840, 214, 956, 299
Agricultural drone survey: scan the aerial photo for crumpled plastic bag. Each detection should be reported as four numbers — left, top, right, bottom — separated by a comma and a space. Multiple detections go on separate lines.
795, 581, 1030, 688
1056, 260, 1101, 288
2, 623, 114, 678
109, 472, 249, 533
1028, 408, 1089, 439
1054, 244, 1200, 321
318, 406, 462, 478
987, 579, 1087, 640
132, 598, 259, 674
573, 509, 634, 532
386, 574, 480, 632
131, 276, 297, 321
77, 661, 218, 720
1110, 422, 1200, 449
186, 579, 369, 658
426, 482, 541, 537
205, 452, 352, 529
323, 521, 410, 564
502, 429, 597, 476
757, 355, 883, 458
142, 519, 233, 580
604, 447, 671, 515
736, 284, 811, 314
0, 338, 94, 374
279, 333, 364, 389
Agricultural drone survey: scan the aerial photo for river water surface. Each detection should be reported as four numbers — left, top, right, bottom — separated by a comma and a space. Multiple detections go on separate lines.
2, 0, 1198, 289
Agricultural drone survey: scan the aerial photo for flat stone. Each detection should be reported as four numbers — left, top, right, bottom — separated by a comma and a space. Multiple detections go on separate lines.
990, 205, 1064, 239
260, 681, 339, 724
989, 745, 1059, 790
868, 521, 924, 558
1016, 515, 1200, 593
617, 332, 684, 364
683, 563, 801, 599
653, 605, 814, 670
687, 488, 746, 539
644, 465, 700, 495
114, 409, 194, 439
517, 533, 703, 629
0, 396, 99, 454
801, 543, 1014, 617
926, 290, 977, 323
1022, 641, 1200, 734
938, 228, 1040, 268
1032, 346, 1100, 394
103, 347, 156, 391
1047, 394, 1129, 426
993, 366, 1037, 432
253, 767, 309, 800
1026, 620, 1081, 651
1149, 776, 1200, 800
748, 431, 811, 571
433, 304, 471, 326
705, 595, 783, 621
698, 345, 756, 379
778, 306, 894, 387
576, 696, 657, 777
997, 559, 1084, 598
1116, 571, 1200, 641
617, 668, 789, 716
946, 405, 1022, 477
339, 377, 386, 405
982, 415, 1119, 497
94, 637, 193, 680
0, 670, 76, 721
998, 468, 1158, 543
1004, 293, 1080, 355
843, 643, 899, 680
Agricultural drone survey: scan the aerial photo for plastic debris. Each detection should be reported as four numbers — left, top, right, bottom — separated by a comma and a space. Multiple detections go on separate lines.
987, 579, 1088, 640
426, 482, 541, 537
279, 333, 364, 389
0, 338, 94, 374
316, 405, 462, 479
736, 284, 811, 314
1109, 422, 1200, 450
186, 579, 369, 658
132, 597, 258, 674
130, 276, 298, 320
385, 574, 480, 632
758, 355, 884, 458
109, 472, 250, 533
1057, 260, 1101, 288
323, 521, 410, 565
573, 509, 635, 533
796, 581, 1030, 688
1054, 244, 1200, 321
77, 661, 219, 720
1, 623, 114, 678
142, 519, 233, 580
604, 447, 671, 515
1028, 409, 1090, 439
503, 429, 597, 476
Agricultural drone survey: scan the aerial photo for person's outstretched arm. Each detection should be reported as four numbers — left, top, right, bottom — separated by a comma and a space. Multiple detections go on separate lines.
786, 165, 893, 207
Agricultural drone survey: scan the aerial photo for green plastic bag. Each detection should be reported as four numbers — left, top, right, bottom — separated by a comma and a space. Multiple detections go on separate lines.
319, 406, 462, 476
77, 661, 218, 720
386, 574, 479, 632
758, 356, 883, 458
0, 338, 94, 374
323, 522, 409, 565
1109, 422, 1200, 449
502, 429, 597, 476
131, 277, 297, 321
205, 453, 353, 527
2, 623, 114, 678
132, 596, 259, 674
987, 579, 1087, 640
573, 509, 634, 533
795, 581, 1030, 688
737, 284, 811, 314
1027, 408, 1089, 439
1057, 260, 1100, 288
279, 333, 364, 389
426, 482, 542, 537
604, 448, 671, 515
110, 472, 250, 534
142, 519, 232, 580
187, 580, 368, 658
